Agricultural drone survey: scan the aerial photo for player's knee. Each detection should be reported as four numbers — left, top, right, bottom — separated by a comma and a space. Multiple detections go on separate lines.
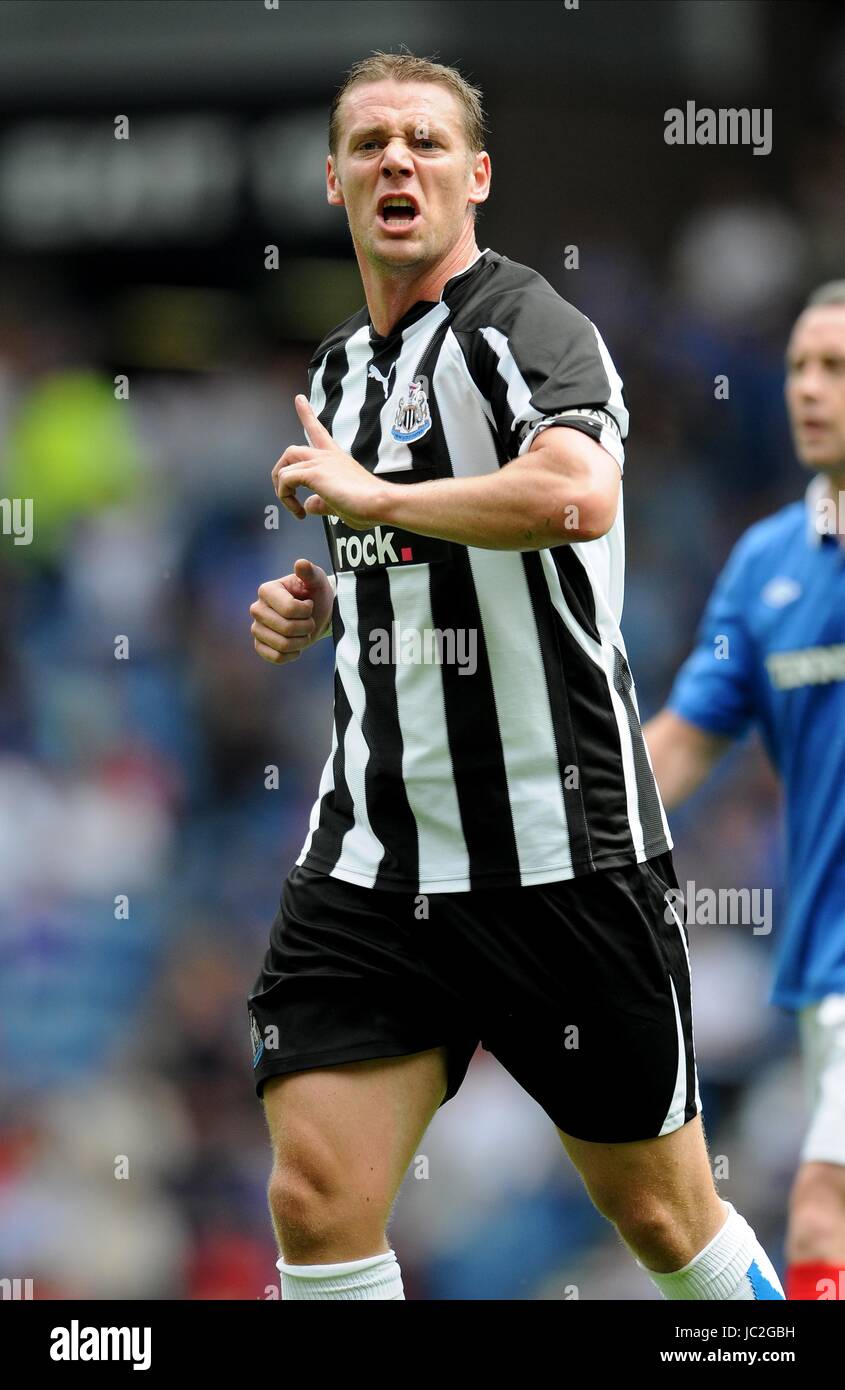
581, 1174, 651, 1228
605, 1194, 682, 1262
267, 1162, 382, 1260
268, 1167, 340, 1257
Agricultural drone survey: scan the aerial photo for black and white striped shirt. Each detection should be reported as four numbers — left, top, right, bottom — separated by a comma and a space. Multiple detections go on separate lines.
295, 247, 672, 892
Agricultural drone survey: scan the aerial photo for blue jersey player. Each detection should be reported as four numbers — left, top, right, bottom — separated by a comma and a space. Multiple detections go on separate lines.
646, 281, 845, 1301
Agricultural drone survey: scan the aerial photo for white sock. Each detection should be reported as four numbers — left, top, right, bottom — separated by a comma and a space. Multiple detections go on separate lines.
641, 1201, 785, 1300
277, 1249, 405, 1300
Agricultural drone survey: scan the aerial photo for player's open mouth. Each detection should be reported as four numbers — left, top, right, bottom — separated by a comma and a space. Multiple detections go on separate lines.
377, 196, 421, 232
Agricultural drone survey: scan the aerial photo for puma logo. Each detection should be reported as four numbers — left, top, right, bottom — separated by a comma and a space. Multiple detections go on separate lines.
368, 362, 396, 399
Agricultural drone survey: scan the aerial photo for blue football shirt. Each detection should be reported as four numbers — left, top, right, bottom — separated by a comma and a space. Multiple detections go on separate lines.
668, 473, 845, 1009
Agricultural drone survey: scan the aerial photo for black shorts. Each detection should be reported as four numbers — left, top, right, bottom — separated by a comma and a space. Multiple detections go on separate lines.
247, 850, 700, 1143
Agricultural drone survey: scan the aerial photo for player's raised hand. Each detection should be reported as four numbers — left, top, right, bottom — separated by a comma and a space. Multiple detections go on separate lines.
272, 395, 388, 530
250, 558, 334, 665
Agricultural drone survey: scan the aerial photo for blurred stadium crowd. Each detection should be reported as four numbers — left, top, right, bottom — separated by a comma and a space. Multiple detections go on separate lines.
1, 0, 843, 1299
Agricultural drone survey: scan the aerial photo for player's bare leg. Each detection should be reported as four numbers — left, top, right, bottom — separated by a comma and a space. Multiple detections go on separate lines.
557, 1114, 785, 1298
558, 1114, 723, 1269
785, 1161, 845, 1298
262, 1046, 449, 1298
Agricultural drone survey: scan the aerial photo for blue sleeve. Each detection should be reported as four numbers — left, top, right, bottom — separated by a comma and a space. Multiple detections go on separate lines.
668, 535, 759, 739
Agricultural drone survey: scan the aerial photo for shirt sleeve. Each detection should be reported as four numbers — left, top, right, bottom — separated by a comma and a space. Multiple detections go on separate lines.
667, 534, 759, 740
466, 276, 629, 470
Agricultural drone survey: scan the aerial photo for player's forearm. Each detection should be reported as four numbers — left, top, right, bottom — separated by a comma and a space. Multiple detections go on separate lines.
375, 457, 607, 551
643, 709, 730, 809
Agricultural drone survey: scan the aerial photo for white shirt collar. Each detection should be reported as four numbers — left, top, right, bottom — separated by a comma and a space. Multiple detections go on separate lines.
805, 472, 836, 547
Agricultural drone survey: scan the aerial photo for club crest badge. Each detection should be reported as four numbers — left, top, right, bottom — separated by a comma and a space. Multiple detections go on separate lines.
391, 377, 432, 443
761, 576, 802, 608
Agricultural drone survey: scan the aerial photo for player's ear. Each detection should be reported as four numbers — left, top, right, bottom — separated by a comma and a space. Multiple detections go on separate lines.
327, 155, 345, 207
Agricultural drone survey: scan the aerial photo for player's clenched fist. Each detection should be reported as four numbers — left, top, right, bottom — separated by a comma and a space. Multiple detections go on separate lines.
250, 557, 335, 664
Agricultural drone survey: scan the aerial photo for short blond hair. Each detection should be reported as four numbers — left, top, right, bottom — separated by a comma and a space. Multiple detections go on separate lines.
805, 281, 845, 309
329, 48, 488, 160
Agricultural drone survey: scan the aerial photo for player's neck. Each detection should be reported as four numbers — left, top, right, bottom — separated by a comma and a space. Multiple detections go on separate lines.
827, 465, 845, 495
359, 231, 481, 338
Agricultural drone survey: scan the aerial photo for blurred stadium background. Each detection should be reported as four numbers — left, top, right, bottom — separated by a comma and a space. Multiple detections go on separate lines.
0, 0, 842, 1299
